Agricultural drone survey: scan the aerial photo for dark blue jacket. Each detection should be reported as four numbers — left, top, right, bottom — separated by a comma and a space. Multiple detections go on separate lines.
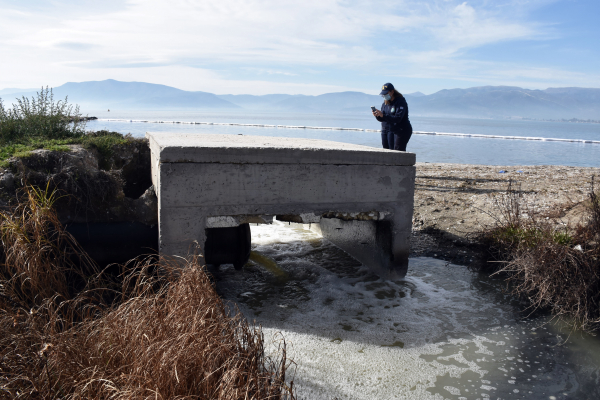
376, 95, 412, 135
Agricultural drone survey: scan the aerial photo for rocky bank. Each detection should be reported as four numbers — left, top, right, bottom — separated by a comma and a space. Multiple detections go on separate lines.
0, 139, 156, 226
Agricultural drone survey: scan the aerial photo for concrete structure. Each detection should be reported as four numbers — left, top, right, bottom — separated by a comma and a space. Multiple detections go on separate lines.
147, 132, 416, 279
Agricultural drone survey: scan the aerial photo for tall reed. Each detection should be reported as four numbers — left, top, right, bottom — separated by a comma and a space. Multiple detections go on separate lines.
0, 186, 295, 399
0, 183, 98, 308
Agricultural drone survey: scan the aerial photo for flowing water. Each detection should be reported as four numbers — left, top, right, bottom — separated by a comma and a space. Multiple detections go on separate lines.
209, 221, 600, 400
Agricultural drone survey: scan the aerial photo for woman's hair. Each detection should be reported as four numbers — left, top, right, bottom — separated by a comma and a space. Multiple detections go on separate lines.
384, 89, 403, 105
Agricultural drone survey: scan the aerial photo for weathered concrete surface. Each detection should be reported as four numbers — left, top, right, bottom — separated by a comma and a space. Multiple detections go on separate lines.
147, 132, 416, 279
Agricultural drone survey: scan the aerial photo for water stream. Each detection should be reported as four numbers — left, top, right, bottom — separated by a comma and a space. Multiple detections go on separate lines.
208, 221, 600, 400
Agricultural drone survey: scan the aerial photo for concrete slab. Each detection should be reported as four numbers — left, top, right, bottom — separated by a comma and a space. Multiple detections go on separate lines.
147, 132, 416, 279
147, 132, 416, 165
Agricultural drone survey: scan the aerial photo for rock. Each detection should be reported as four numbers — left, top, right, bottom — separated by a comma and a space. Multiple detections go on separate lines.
0, 172, 14, 190
1, 140, 156, 227
133, 185, 158, 225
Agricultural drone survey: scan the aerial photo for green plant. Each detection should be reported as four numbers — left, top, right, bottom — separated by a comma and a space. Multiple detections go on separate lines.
0, 87, 138, 168
552, 230, 572, 246
0, 87, 86, 144
0, 130, 134, 168
81, 130, 130, 169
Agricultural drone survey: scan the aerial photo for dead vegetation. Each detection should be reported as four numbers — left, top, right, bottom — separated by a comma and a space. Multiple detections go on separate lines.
480, 179, 600, 331
0, 186, 295, 399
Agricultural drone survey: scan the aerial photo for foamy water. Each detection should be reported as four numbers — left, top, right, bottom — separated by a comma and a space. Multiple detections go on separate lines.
209, 221, 600, 399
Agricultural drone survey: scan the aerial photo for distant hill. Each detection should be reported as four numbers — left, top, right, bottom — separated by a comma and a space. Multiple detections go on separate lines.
408, 86, 600, 119
0, 80, 237, 110
271, 91, 381, 112
2, 80, 599, 119
219, 87, 600, 119
406, 91, 426, 97
219, 91, 385, 113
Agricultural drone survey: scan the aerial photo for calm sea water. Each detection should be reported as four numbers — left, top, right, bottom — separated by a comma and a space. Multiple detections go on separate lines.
85, 110, 600, 167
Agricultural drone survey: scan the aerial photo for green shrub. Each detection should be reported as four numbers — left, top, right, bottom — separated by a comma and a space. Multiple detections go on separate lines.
0, 86, 104, 167
81, 130, 129, 169
489, 225, 572, 250
0, 87, 131, 168
0, 87, 86, 144
552, 230, 572, 246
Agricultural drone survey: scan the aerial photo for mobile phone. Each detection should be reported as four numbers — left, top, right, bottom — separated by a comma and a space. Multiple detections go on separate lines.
371, 106, 377, 112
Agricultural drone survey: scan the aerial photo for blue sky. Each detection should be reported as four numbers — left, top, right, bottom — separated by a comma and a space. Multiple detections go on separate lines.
0, 0, 598, 95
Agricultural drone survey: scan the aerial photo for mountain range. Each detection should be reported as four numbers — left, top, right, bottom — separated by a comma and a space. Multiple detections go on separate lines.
1, 79, 599, 119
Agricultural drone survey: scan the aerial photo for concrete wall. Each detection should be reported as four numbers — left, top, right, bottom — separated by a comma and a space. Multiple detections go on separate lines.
147, 132, 415, 279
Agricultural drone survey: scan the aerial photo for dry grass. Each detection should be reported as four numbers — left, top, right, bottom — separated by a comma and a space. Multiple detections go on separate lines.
0, 183, 99, 308
0, 186, 295, 399
480, 179, 600, 331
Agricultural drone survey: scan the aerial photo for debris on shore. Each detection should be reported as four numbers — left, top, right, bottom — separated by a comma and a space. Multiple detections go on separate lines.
410, 162, 600, 266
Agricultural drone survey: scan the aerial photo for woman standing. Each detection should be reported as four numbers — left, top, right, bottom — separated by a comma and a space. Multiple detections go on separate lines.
372, 83, 413, 151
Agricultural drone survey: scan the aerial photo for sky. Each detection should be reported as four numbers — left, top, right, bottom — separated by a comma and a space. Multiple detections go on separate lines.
0, 0, 599, 95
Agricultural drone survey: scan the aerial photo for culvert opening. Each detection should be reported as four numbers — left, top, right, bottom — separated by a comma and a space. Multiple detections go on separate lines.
205, 223, 252, 270
121, 161, 153, 199
65, 222, 158, 268
203, 215, 314, 271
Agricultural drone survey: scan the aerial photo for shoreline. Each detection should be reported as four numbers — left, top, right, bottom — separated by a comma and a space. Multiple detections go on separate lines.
410, 162, 600, 265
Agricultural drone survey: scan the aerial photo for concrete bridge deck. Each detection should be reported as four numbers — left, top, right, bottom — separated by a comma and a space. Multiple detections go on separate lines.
147, 132, 416, 279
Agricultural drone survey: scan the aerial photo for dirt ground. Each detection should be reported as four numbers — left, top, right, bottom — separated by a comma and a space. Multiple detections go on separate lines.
410, 162, 600, 266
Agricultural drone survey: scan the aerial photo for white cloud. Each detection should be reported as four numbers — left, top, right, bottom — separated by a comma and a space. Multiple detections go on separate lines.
0, 0, 593, 94
433, 2, 538, 49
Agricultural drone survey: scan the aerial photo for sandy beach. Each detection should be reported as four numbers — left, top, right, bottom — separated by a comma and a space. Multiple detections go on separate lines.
410, 162, 600, 265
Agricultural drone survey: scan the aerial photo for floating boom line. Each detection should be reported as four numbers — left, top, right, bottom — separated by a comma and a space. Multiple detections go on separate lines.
98, 119, 600, 145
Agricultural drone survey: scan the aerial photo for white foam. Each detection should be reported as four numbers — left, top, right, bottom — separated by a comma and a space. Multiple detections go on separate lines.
210, 222, 593, 399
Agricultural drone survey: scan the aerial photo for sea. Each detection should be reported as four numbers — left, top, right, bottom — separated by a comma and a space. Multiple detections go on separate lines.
85, 109, 600, 167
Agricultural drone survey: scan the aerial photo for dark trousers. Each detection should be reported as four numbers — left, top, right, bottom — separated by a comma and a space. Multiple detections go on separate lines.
381, 132, 395, 149
394, 131, 412, 151
382, 131, 412, 151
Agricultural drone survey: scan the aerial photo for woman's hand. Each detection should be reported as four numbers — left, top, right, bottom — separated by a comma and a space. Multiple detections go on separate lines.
373, 110, 383, 118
